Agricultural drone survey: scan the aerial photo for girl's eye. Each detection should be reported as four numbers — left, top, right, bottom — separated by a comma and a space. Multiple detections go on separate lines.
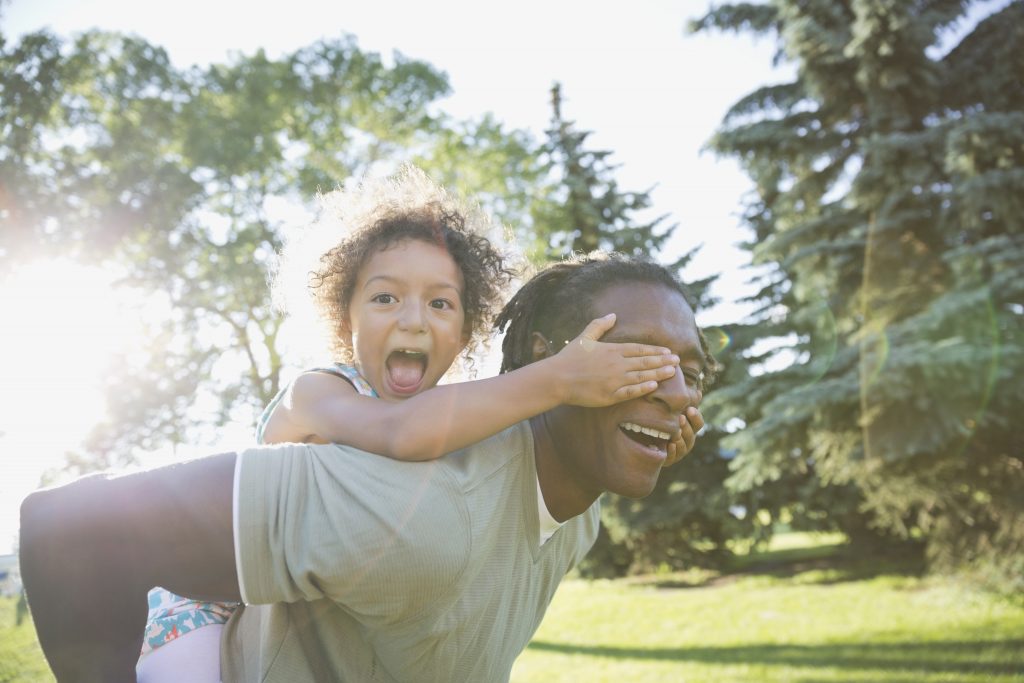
372, 294, 396, 304
430, 299, 454, 310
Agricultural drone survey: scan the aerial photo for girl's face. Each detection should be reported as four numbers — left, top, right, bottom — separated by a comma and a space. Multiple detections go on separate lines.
346, 239, 468, 402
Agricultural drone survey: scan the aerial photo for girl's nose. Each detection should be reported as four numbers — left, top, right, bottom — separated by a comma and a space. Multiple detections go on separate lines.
398, 302, 427, 332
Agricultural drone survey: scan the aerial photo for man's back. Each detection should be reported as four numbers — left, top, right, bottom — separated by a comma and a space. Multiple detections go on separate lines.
222, 422, 599, 682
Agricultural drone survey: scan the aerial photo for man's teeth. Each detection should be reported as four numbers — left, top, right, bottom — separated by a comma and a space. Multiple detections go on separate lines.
620, 422, 671, 441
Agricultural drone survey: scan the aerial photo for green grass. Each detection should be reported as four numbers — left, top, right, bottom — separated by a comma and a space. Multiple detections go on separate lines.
5, 534, 1023, 682
0, 596, 54, 683
511, 533, 1024, 682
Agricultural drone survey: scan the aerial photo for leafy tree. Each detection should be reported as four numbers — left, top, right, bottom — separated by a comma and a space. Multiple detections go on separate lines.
0, 28, 537, 466
692, 1, 1024, 588
414, 113, 547, 235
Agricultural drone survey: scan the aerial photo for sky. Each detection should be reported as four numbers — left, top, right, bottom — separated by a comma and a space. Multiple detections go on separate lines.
0, 0, 787, 555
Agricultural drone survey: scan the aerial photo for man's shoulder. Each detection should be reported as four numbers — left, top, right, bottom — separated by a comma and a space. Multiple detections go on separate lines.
239, 425, 536, 520
440, 421, 534, 492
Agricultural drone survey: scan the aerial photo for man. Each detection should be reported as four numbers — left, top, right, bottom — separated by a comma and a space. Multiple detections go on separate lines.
20, 253, 713, 682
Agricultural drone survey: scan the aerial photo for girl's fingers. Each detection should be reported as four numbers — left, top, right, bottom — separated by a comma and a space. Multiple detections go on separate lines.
578, 314, 617, 343
628, 366, 676, 385
621, 342, 674, 358
624, 353, 679, 370
613, 381, 659, 401
683, 427, 696, 453
685, 406, 705, 435
666, 412, 701, 466
666, 433, 689, 466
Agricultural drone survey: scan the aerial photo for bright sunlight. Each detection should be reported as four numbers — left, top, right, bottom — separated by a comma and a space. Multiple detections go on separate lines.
0, 259, 144, 554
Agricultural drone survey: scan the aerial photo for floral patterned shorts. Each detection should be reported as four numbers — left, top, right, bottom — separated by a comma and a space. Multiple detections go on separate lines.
141, 587, 237, 656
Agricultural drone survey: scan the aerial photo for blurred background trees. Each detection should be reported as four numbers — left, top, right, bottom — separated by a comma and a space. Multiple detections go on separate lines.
2, 0, 1020, 590
691, 0, 1023, 590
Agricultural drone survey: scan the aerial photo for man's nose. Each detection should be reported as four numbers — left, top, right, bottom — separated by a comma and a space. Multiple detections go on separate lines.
647, 366, 699, 414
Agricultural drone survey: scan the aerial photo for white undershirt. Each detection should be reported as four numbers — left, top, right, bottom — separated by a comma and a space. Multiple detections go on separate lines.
537, 477, 565, 546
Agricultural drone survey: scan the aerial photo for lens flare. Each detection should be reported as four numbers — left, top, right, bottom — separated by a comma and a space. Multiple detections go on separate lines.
703, 327, 731, 355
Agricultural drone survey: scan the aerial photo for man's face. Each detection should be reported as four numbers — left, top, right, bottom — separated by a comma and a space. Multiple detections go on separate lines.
544, 282, 705, 500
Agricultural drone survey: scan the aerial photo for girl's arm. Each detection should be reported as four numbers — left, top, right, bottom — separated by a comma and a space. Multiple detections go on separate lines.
265, 314, 681, 460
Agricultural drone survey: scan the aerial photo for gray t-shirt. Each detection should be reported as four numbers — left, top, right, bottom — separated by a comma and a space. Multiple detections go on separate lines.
223, 422, 600, 682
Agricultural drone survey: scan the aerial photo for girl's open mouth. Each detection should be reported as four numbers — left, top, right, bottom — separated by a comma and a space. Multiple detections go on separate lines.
386, 349, 428, 393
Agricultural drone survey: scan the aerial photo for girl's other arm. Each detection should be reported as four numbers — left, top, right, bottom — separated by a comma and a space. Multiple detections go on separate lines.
665, 406, 705, 467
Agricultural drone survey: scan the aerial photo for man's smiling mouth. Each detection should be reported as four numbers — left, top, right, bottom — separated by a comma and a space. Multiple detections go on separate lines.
619, 422, 671, 451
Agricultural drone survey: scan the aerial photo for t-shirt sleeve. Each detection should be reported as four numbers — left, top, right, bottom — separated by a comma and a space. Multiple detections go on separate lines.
235, 442, 470, 622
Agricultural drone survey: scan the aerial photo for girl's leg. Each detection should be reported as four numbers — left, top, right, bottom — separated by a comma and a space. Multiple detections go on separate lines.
137, 625, 225, 683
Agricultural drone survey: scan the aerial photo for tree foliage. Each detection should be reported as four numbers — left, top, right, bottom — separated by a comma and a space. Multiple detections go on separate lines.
692, 0, 1024, 589
0, 27, 536, 463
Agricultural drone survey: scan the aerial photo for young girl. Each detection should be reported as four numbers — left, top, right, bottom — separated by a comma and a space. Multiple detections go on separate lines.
136, 166, 684, 681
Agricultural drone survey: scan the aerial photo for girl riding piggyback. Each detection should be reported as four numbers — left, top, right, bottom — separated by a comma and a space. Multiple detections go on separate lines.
137, 166, 683, 682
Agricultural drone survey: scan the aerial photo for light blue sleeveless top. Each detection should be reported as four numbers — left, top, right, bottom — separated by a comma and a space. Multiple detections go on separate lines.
255, 363, 378, 443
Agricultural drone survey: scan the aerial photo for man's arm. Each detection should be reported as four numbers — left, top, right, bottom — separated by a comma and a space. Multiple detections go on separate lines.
19, 452, 239, 683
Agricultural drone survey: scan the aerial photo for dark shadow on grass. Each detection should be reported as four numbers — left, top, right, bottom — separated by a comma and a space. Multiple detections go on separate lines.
525, 639, 1024, 676
644, 544, 927, 590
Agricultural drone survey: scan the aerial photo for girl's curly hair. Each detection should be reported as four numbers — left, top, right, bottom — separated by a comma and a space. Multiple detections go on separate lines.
276, 166, 517, 367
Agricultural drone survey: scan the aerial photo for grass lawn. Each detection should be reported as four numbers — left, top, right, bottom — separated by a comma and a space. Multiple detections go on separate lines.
0, 596, 53, 683
511, 533, 1024, 683
4, 534, 1022, 682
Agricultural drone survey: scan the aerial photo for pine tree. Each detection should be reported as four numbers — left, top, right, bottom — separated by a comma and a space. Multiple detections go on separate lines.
529, 83, 745, 575
529, 84, 678, 263
691, 1, 1024, 588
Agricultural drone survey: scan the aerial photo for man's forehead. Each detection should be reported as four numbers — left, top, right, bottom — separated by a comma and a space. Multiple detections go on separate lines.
592, 282, 703, 361
591, 281, 693, 319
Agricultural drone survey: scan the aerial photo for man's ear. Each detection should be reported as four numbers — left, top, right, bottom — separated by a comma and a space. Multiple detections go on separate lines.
530, 332, 553, 362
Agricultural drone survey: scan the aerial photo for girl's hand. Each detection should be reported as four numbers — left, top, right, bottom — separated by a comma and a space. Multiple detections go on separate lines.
555, 314, 679, 407
665, 407, 705, 467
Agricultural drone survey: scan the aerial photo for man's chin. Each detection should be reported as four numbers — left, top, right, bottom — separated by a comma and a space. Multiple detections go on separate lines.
610, 475, 660, 500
